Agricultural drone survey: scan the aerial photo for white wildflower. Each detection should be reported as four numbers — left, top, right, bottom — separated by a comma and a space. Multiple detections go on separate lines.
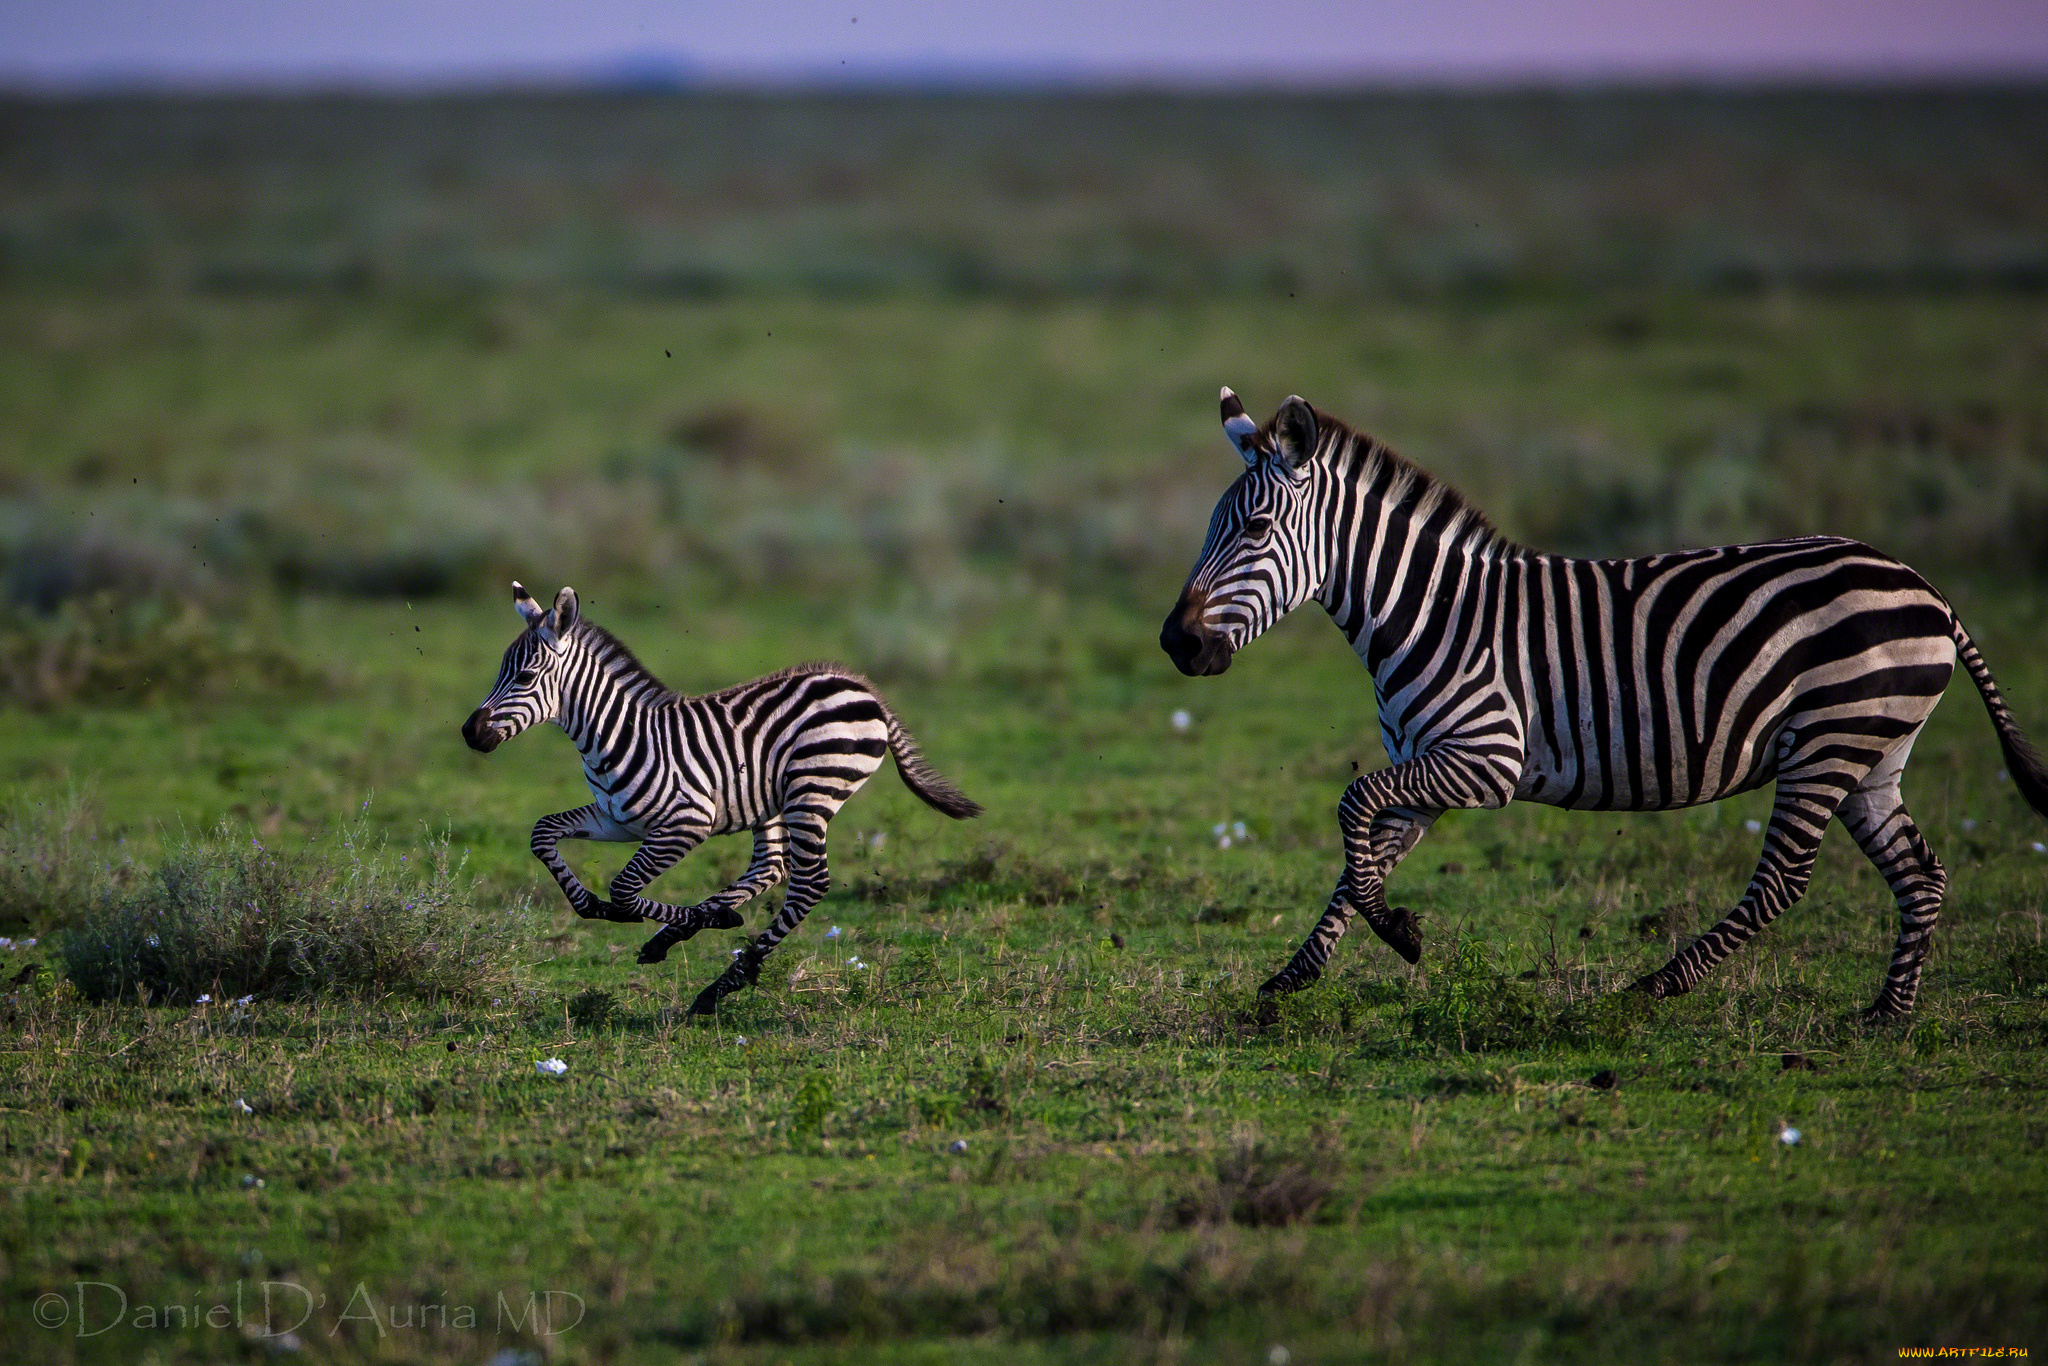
733, 1035, 748, 1046
846, 956, 866, 970
236, 994, 255, 1006
1268, 1348, 1292, 1366
1233, 821, 1247, 840
1744, 820, 1762, 834
234, 1097, 254, 1115
1170, 709, 1192, 732
2033, 842, 2046, 854
240, 1173, 265, 1188
1961, 818, 1977, 831
1212, 822, 1227, 837
535, 1058, 568, 1077
196, 994, 213, 1004
0, 938, 11, 951
868, 831, 886, 852
949, 1139, 969, 1154
825, 926, 842, 939
1781, 1127, 1802, 1145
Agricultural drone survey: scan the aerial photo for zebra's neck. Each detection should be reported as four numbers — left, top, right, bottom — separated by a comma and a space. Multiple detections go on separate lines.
1308, 435, 1521, 685
555, 629, 670, 760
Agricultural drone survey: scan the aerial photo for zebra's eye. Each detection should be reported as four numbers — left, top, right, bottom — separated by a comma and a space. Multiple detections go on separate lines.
1242, 514, 1273, 541
514, 669, 538, 685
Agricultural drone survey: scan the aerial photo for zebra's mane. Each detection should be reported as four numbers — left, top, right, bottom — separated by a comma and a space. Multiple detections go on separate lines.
567, 621, 869, 705
568, 619, 677, 700
1301, 411, 1518, 557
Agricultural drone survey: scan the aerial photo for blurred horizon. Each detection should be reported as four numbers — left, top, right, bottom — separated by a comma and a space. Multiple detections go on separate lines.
5, 0, 2048, 94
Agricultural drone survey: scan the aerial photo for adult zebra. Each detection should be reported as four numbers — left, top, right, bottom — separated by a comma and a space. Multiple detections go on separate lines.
463, 584, 980, 1014
1162, 390, 2048, 1019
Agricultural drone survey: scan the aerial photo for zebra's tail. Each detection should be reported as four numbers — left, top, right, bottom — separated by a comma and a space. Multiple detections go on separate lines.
884, 713, 983, 819
1952, 616, 2048, 820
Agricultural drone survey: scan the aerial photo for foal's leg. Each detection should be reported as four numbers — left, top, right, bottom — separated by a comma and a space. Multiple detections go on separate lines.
531, 805, 636, 921
689, 796, 844, 1014
636, 817, 789, 964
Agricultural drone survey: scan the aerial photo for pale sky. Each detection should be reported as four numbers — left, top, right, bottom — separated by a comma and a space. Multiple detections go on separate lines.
4, 0, 2047, 89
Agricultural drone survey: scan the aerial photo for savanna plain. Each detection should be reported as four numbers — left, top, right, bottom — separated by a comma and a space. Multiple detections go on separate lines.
0, 90, 2045, 1364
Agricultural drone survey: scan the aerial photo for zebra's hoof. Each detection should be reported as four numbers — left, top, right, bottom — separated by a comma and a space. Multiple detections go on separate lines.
1256, 970, 1310, 998
636, 940, 671, 965
1372, 906, 1423, 964
687, 976, 738, 1015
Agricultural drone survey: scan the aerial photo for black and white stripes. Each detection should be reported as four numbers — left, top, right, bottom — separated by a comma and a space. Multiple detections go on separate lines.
1164, 390, 2048, 1019
463, 583, 979, 1014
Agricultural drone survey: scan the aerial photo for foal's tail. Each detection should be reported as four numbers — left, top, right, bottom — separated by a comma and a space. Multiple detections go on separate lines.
884, 712, 982, 819
1952, 615, 2048, 820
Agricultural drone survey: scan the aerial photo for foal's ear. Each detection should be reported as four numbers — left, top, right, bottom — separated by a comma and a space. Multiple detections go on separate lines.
1220, 387, 1268, 467
513, 581, 545, 627
551, 587, 580, 634
1272, 395, 1319, 470
536, 586, 579, 651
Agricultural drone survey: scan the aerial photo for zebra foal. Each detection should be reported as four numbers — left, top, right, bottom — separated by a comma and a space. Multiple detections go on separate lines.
1163, 389, 2048, 1019
463, 583, 980, 1015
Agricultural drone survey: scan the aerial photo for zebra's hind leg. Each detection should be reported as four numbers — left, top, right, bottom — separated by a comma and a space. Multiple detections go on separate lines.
689, 802, 838, 1015
1260, 799, 1441, 997
638, 819, 789, 964
1837, 742, 1946, 1021
1632, 772, 1846, 1002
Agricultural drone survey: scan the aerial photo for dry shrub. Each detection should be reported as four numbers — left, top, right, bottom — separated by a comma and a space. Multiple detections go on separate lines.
58, 823, 533, 1005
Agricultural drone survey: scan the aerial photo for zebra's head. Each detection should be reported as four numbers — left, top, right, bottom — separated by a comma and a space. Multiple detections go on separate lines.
461, 582, 581, 753
1161, 388, 1325, 676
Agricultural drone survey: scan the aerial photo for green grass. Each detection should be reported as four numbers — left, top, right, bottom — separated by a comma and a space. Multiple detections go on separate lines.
2, 87, 2046, 1359
1, 582, 2044, 1364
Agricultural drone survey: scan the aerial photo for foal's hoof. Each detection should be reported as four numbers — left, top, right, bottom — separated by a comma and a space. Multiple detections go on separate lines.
636, 939, 672, 965
1371, 906, 1423, 965
1256, 967, 1316, 999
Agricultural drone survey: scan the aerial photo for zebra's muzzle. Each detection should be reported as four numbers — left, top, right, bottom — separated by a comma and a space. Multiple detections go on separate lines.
1161, 600, 1234, 677
461, 707, 504, 753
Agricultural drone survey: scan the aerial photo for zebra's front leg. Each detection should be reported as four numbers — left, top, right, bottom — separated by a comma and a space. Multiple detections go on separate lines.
604, 823, 708, 930
689, 806, 834, 1014
1260, 802, 1439, 996
638, 819, 788, 965
1259, 744, 1515, 997
530, 806, 622, 920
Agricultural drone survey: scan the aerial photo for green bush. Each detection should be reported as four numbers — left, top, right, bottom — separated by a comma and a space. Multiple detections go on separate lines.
0, 592, 327, 708
57, 823, 533, 1005
0, 790, 135, 931
1409, 936, 1546, 1052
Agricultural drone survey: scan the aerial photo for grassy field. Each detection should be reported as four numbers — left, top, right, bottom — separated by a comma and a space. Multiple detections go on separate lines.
1, 91, 2047, 1363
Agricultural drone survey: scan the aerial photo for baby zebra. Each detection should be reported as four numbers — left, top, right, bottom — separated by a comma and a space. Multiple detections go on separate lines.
462, 583, 980, 1014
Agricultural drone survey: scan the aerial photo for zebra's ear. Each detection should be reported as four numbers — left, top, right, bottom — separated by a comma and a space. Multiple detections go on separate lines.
513, 581, 545, 628
1220, 387, 1267, 467
537, 587, 579, 651
1272, 395, 1318, 470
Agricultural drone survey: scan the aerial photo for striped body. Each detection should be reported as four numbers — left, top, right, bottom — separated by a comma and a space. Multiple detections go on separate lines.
1164, 391, 2048, 1018
464, 583, 979, 1014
